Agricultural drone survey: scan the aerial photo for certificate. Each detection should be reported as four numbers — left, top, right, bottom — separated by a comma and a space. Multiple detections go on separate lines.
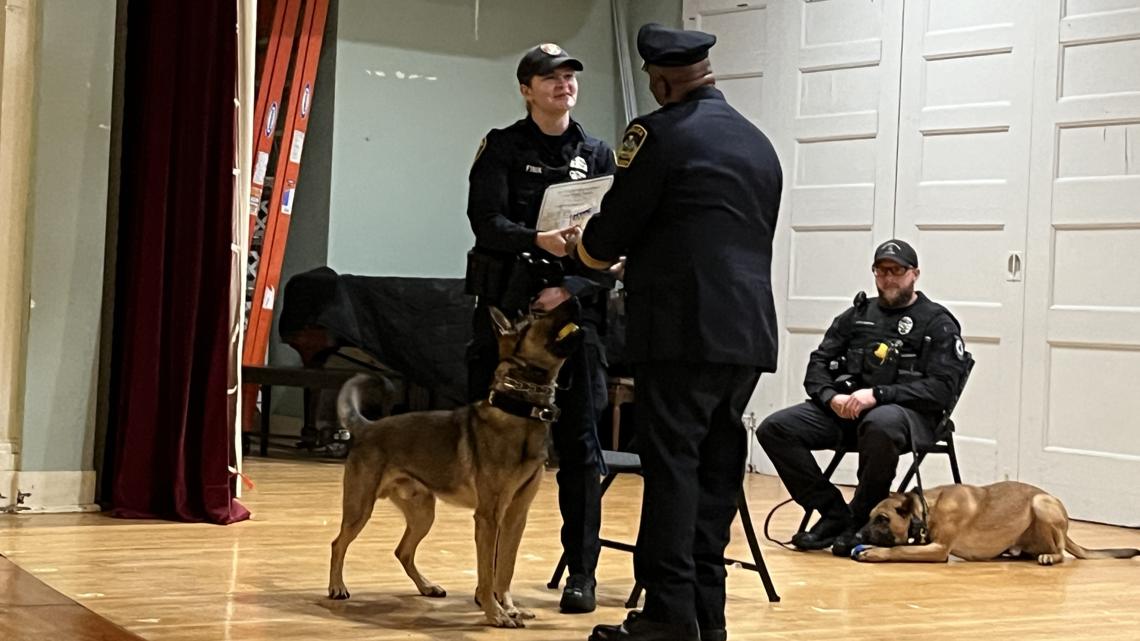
534, 175, 614, 232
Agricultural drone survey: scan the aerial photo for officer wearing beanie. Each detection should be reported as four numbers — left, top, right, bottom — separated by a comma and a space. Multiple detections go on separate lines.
757, 239, 970, 557
569, 23, 782, 641
464, 43, 616, 614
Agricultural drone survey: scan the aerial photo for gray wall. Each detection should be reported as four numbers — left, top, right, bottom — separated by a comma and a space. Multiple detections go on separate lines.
327, 0, 623, 278
626, 0, 683, 116
21, 0, 116, 471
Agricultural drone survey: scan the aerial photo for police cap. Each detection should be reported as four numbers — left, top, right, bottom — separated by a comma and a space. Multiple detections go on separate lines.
636, 23, 716, 68
516, 43, 583, 85
873, 239, 919, 269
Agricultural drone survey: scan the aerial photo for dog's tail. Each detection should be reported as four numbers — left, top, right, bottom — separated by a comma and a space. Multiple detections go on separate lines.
1064, 535, 1140, 560
337, 373, 396, 435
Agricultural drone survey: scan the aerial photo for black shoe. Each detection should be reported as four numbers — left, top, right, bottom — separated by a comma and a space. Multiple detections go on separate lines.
589, 611, 700, 641
831, 526, 865, 558
560, 574, 597, 614
791, 513, 851, 550
700, 628, 727, 641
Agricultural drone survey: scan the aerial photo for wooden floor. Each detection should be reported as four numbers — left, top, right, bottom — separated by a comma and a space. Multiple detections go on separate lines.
1, 457, 1139, 641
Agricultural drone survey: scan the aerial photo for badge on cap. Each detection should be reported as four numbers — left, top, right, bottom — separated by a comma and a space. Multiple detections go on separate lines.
898, 316, 913, 335
616, 124, 648, 168
540, 43, 563, 56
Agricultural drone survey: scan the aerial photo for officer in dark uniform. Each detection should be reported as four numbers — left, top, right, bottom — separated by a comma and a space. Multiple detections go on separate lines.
757, 239, 970, 557
569, 24, 782, 641
464, 43, 616, 614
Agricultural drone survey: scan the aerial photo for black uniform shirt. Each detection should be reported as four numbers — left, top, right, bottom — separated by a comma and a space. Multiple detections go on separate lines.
467, 116, 616, 300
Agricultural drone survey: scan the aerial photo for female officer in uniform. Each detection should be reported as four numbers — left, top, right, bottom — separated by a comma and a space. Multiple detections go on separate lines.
464, 43, 616, 614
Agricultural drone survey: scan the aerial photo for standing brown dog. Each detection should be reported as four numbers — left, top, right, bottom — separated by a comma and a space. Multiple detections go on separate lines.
327, 301, 583, 628
854, 481, 1140, 564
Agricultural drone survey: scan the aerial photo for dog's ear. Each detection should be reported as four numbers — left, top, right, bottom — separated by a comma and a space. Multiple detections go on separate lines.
891, 492, 914, 518
488, 306, 514, 336
898, 491, 924, 517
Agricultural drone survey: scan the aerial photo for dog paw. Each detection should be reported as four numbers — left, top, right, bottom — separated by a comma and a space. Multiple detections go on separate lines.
328, 585, 351, 600
506, 605, 535, 620
486, 612, 524, 628
1037, 553, 1062, 566
418, 583, 447, 598
854, 546, 885, 562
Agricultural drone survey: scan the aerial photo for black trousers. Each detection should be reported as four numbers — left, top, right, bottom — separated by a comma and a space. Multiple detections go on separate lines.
466, 304, 607, 578
632, 362, 761, 630
756, 400, 936, 524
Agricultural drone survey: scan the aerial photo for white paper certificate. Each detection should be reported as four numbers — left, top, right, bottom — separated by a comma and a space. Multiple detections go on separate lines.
534, 175, 614, 232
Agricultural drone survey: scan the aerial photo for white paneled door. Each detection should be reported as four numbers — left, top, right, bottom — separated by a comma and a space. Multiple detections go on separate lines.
681, 0, 1140, 524
1020, 0, 1140, 526
891, 0, 1038, 486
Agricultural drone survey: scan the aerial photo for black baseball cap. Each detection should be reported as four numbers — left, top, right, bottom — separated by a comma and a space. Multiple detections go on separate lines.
516, 43, 583, 85
873, 239, 918, 269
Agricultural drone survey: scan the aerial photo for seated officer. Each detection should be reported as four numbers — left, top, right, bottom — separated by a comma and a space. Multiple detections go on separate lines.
757, 239, 969, 557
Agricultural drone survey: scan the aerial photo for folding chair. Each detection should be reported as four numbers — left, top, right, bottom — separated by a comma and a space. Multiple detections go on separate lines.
797, 355, 974, 534
548, 379, 781, 605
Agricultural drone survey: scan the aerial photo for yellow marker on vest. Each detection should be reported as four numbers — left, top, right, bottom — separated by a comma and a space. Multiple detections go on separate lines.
874, 342, 890, 364
557, 323, 580, 341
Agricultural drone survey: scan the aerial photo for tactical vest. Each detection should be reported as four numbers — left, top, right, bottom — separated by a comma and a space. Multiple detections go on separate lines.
835, 292, 958, 388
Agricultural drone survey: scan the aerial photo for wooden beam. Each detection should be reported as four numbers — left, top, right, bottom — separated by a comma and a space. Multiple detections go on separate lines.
0, 0, 40, 471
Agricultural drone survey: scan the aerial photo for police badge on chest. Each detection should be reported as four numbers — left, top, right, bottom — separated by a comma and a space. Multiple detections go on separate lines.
897, 316, 913, 335
569, 155, 587, 180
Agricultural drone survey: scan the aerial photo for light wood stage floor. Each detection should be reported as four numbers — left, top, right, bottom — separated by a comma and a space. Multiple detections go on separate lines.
2, 457, 1138, 640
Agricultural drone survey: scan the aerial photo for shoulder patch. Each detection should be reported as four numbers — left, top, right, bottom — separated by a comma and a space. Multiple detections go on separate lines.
472, 137, 487, 165
953, 335, 966, 361
616, 124, 648, 168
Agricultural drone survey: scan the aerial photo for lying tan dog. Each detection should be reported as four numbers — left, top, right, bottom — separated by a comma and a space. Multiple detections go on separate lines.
854, 481, 1140, 565
327, 301, 583, 628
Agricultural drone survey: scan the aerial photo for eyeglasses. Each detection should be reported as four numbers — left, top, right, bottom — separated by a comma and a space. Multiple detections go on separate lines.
871, 265, 911, 278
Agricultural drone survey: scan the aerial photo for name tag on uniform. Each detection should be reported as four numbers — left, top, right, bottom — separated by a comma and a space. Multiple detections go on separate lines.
525, 164, 543, 174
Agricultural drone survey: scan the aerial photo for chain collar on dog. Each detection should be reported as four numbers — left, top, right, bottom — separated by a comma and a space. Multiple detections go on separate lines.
487, 390, 560, 423
497, 369, 557, 397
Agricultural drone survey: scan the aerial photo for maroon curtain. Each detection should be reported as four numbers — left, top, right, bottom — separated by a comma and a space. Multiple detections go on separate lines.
105, 0, 249, 524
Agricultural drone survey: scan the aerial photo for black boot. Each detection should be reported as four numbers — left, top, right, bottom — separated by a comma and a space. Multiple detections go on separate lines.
560, 574, 597, 613
791, 509, 852, 551
589, 611, 700, 641
831, 524, 865, 558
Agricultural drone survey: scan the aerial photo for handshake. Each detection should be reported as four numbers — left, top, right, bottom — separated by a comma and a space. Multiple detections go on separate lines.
535, 225, 582, 258
535, 225, 625, 279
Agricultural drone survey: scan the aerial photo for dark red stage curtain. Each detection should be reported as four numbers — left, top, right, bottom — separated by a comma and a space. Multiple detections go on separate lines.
105, 0, 249, 524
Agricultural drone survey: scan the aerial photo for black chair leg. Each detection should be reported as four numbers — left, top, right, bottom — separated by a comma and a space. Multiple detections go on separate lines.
625, 582, 643, 609
736, 491, 781, 602
896, 452, 928, 492
946, 434, 963, 484
547, 553, 569, 590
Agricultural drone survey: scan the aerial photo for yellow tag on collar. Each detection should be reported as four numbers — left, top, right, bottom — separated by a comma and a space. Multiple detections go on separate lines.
557, 323, 580, 341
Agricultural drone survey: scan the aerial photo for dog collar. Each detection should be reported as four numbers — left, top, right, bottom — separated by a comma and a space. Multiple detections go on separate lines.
487, 391, 560, 423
